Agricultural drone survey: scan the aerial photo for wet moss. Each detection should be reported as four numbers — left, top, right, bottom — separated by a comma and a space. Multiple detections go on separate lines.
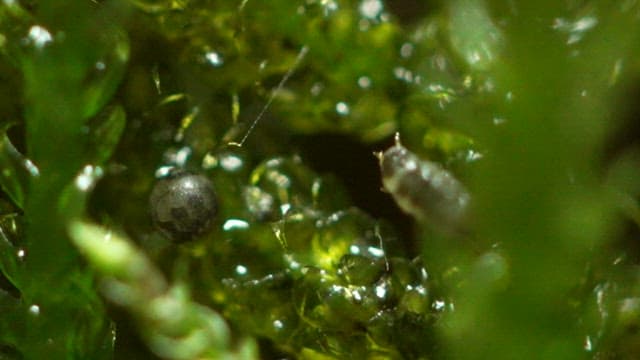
1, 0, 640, 359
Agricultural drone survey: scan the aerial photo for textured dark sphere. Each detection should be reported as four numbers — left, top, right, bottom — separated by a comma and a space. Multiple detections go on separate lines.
149, 170, 217, 242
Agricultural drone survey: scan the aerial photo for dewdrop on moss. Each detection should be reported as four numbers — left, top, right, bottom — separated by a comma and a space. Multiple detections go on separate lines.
376, 133, 470, 233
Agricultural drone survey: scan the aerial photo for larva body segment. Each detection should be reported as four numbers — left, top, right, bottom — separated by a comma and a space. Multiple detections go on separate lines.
378, 134, 471, 232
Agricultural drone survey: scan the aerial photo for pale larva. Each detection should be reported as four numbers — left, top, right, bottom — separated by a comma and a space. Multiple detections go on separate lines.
377, 133, 471, 233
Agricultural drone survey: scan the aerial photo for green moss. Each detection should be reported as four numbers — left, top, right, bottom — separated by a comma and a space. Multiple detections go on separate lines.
1, 0, 640, 359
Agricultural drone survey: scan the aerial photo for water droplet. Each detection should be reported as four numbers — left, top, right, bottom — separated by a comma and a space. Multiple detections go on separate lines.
284, 254, 301, 270
310, 82, 324, 96
505, 91, 513, 102
220, 153, 243, 172
335, 101, 350, 116
155, 166, 175, 178
419, 267, 428, 281
244, 186, 277, 221
432, 299, 446, 311
367, 246, 384, 258
352, 289, 363, 301
222, 219, 249, 231
468, 51, 481, 65
17, 248, 25, 259
95, 61, 106, 71
75, 165, 103, 192
29, 304, 40, 315
266, 170, 291, 188
400, 42, 414, 58
235, 264, 248, 275
279, 203, 291, 215
24, 159, 39, 177
176, 147, 191, 166
204, 51, 224, 67
357, 76, 371, 89
273, 319, 284, 330
320, 0, 338, 16
584, 335, 592, 351
465, 149, 483, 161
480, 78, 496, 93
573, 16, 598, 31
27, 25, 52, 49
329, 284, 344, 295
359, 0, 383, 19
163, 146, 192, 167
374, 284, 386, 299
393, 66, 413, 83
553, 15, 598, 45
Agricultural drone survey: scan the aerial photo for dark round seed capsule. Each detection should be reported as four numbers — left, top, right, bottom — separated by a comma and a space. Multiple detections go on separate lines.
149, 170, 217, 242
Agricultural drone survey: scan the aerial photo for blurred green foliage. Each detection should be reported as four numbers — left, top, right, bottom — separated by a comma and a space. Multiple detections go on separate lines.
1, 0, 640, 359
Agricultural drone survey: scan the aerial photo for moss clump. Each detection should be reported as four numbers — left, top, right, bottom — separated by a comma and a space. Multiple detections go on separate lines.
2, 0, 640, 359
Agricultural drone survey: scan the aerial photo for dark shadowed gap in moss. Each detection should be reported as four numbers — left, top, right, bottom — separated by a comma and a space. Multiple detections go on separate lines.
293, 133, 417, 253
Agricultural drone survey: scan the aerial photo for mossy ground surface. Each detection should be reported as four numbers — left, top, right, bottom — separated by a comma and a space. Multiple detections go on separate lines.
1, 1, 640, 359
